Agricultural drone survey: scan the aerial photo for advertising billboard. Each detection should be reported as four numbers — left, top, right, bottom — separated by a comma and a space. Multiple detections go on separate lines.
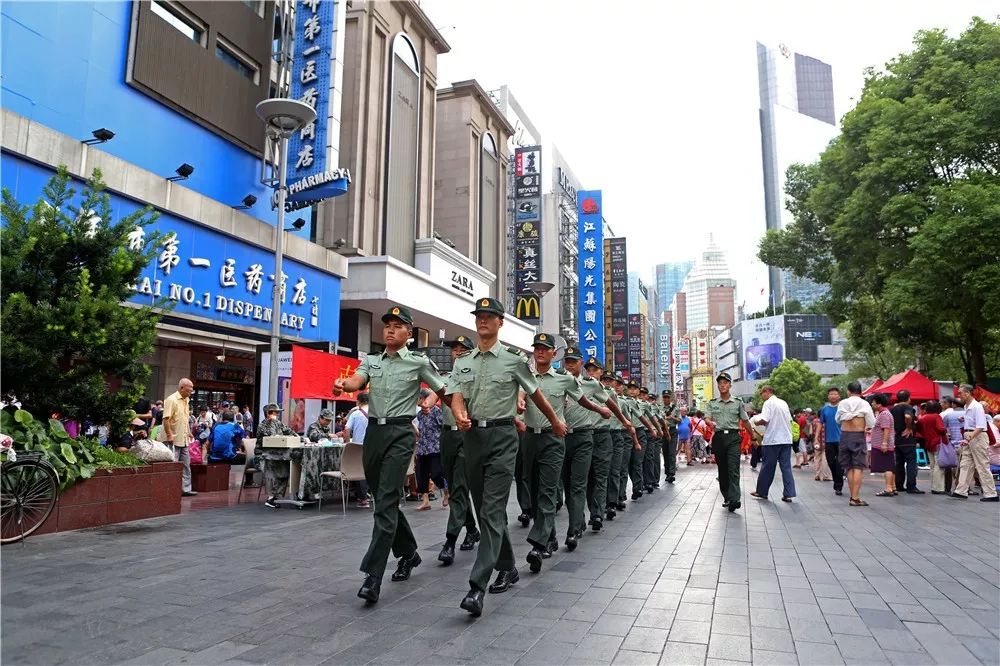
692, 375, 714, 408
741, 315, 785, 380
627, 314, 644, 383
513, 145, 543, 324
784, 314, 832, 362
577, 190, 605, 362
673, 337, 690, 393
285, 0, 350, 205
658, 324, 672, 395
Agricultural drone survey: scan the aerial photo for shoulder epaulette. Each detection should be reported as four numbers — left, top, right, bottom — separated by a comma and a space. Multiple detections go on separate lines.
505, 346, 525, 357
411, 350, 426, 357
556, 367, 568, 375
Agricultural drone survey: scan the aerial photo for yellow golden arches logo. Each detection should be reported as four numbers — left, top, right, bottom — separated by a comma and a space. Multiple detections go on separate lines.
481, 299, 490, 307
515, 296, 540, 319
391, 307, 400, 315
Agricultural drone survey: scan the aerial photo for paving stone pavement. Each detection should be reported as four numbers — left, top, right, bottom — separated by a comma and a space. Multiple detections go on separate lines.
2, 463, 998, 665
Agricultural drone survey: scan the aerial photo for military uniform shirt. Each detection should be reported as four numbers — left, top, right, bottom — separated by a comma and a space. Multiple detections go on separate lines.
608, 392, 626, 431
565, 375, 606, 429
706, 397, 749, 429
523, 368, 582, 429
306, 421, 332, 442
441, 377, 456, 427
446, 341, 538, 419
355, 347, 445, 419
628, 397, 647, 429
257, 418, 294, 438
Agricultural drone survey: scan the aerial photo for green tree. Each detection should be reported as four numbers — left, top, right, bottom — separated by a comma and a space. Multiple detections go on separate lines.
1, 166, 163, 429
759, 18, 1000, 385
752, 359, 825, 412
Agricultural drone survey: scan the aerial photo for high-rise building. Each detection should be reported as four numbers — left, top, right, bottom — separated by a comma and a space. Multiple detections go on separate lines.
654, 261, 693, 322
676, 239, 736, 334
757, 41, 838, 307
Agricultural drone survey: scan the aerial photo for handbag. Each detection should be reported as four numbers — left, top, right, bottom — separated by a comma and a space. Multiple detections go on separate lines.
936, 441, 958, 469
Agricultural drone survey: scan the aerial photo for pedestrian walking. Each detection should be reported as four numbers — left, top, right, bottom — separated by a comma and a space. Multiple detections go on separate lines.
951, 384, 999, 502
162, 378, 197, 497
890, 390, 923, 493
433, 336, 480, 566
941, 396, 965, 494
445, 298, 566, 617
870, 394, 898, 497
661, 391, 681, 484
414, 398, 446, 511
332, 306, 448, 605
677, 406, 692, 466
750, 385, 795, 501
835, 381, 876, 506
705, 372, 749, 512
817, 387, 844, 495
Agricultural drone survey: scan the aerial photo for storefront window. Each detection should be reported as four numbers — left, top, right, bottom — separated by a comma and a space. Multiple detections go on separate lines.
383, 33, 420, 264
479, 132, 499, 277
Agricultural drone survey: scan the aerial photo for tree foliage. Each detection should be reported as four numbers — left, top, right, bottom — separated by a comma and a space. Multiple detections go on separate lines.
752, 359, 825, 412
759, 18, 1000, 385
1, 167, 163, 429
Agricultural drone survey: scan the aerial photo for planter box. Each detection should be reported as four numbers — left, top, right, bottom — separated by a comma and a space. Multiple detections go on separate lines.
34, 462, 183, 535
191, 463, 231, 492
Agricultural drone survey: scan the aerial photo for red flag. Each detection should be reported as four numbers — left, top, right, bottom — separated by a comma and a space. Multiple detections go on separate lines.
290, 345, 360, 402
973, 386, 1000, 414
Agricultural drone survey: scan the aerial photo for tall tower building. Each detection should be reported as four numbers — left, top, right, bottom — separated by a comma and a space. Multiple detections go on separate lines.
678, 239, 736, 334
757, 41, 838, 307
654, 261, 693, 323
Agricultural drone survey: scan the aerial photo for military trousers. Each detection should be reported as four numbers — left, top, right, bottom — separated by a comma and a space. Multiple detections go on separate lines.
464, 424, 518, 591
662, 432, 678, 480
359, 423, 418, 578
524, 431, 564, 549
587, 428, 613, 521
630, 429, 647, 493
440, 427, 477, 540
643, 432, 661, 487
562, 430, 594, 536
514, 432, 532, 515
714, 430, 743, 504
618, 431, 631, 500
607, 430, 626, 505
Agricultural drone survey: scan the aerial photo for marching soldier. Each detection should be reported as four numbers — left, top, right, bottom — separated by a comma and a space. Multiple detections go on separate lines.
651, 392, 669, 486
446, 298, 566, 617
610, 375, 638, 510
333, 306, 448, 604
639, 387, 662, 493
626, 381, 656, 500
661, 391, 681, 484
257, 403, 298, 509
705, 371, 750, 513
519, 335, 609, 570
433, 336, 481, 566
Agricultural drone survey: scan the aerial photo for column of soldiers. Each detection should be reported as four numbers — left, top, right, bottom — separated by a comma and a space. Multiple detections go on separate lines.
335, 298, 730, 619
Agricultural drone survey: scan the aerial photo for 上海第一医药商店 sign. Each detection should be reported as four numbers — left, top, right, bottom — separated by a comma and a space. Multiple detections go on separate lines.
285, 0, 350, 205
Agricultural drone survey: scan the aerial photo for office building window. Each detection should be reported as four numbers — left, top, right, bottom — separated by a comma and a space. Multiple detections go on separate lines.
150, 0, 205, 45
216, 37, 260, 84
479, 132, 499, 275
384, 33, 420, 263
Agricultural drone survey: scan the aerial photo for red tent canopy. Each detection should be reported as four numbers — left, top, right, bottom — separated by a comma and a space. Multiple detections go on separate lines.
864, 379, 884, 395
864, 369, 938, 402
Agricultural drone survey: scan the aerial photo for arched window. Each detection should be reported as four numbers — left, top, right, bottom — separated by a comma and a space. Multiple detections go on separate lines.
383, 34, 420, 263
479, 132, 499, 276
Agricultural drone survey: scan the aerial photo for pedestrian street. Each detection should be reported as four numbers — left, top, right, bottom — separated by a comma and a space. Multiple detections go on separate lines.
2, 463, 997, 666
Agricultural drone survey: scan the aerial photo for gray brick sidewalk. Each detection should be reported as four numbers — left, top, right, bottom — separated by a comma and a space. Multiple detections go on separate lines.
2, 464, 997, 665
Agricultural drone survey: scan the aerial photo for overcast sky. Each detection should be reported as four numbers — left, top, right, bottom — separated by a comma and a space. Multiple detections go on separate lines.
421, 0, 995, 312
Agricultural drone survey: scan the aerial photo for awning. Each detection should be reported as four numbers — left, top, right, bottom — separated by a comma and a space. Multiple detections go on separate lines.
864, 369, 938, 402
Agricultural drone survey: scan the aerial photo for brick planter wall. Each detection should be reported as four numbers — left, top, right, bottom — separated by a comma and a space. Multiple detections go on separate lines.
34, 462, 183, 535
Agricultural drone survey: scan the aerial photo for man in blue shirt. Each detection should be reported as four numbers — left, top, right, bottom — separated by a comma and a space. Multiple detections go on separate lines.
817, 387, 843, 496
208, 411, 246, 464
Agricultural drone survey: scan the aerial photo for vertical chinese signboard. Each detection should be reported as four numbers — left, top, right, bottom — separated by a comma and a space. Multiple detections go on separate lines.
658, 323, 672, 395
608, 237, 627, 371
673, 337, 690, 397
514, 145, 542, 323
286, 0, 350, 206
577, 190, 605, 363
627, 314, 643, 382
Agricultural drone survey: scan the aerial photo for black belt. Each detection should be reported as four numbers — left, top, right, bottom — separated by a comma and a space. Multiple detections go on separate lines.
719, 429, 736, 435
596, 427, 611, 432
568, 427, 593, 434
530, 426, 553, 434
370, 416, 414, 426
447, 425, 460, 431
471, 417, 515, 428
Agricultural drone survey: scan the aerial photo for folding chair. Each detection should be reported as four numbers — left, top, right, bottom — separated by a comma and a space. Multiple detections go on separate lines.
320, 442, 367, 514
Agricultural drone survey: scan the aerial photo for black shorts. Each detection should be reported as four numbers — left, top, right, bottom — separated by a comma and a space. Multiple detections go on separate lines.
838, 431, 867, 470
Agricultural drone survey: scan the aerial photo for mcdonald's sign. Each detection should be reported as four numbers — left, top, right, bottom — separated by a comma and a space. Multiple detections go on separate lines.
515, 295, 540, 321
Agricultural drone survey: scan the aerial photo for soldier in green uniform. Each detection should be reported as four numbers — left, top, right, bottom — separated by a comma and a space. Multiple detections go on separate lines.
514, 427, 532, 528
705, 371, 750, 513
626, 381, 657, 500
611, 375, 638, 509
433, 336, 480, 566
661, 391, 681, 484
519, 334, 608, 569
333, 306, 448, 604
602, 373, 624, 518
651, 392, 668, 486
446, 298, 565, 617
257, 403, 298, 509
572, 355, 632, 535
641, 387, 666, 493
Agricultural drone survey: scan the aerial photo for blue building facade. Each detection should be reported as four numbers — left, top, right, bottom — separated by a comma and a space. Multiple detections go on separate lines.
1, 1, 347, 408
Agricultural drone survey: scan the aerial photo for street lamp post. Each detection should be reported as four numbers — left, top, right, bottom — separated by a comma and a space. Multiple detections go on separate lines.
524, 281, 555, 334
255, 98, 317, 405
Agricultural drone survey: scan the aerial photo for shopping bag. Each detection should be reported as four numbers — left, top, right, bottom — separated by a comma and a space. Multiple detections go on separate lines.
936, 441, 958, 469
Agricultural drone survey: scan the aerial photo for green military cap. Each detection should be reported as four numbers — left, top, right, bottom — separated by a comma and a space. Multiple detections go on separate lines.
639, 386, 649, 394
532, 332, 556, 348
446, 335, 475, 351
584, 356, 604, 370
319, 408, 335, 420
564, 345, 582, 360
382, 305, 414, 325
471, 296, 505, 317
600, 371, 614, 381
716, 371, 732, 382
662, 390, 673, 397
613, 374, 625, 384
626, 379, 639, 389
263, 403, 282, 413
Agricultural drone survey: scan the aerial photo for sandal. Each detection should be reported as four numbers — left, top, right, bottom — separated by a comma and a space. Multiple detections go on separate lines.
875, 490, 896, 497
814, 476, 820, 481
849, 498, 868, 506
750, 491, 767, 500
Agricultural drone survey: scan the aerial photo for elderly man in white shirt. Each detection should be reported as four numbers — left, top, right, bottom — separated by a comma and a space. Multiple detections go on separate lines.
952, 384, 999, 501
835, 380, 877, 506
750, 385, 796, 501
